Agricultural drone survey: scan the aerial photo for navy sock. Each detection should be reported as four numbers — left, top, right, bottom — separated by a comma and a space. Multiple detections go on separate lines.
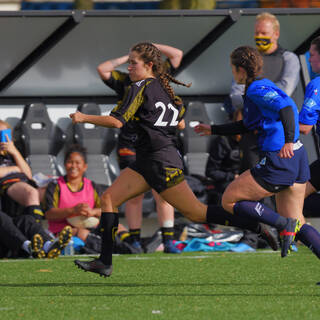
99, 212, 118, 266
296, 224, 320, 259
233, 201, 288, 231
206, 204, 260, 233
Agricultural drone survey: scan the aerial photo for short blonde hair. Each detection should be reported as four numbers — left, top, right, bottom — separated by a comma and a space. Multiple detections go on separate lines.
256, 12, 280, 33
0, 120, 11, 129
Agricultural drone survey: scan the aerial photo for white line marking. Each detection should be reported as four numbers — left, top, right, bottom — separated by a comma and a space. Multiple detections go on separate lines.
0, 250, 278, 263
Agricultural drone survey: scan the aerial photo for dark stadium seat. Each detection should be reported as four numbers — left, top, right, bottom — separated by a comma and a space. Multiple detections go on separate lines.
13, 103, 65, 177
180, 101, 212, 177
72, 103, 119, 186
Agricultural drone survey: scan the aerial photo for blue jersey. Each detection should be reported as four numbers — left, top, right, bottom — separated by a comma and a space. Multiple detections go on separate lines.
299, 76, 320, 136
244, 78, 300, 151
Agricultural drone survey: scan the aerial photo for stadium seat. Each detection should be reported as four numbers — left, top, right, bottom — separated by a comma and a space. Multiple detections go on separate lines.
180, 101, 212, 177
72, 103, 119, 186
13, 103, 65, 177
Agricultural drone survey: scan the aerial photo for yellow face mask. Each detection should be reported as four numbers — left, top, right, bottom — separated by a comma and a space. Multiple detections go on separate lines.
255, 36, 273, 52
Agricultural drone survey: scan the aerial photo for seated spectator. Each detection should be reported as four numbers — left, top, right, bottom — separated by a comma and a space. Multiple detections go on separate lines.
43, 144, 101, 241
0, 120, 45, 223
0, 119, 72, 258
43, 144, 134, 254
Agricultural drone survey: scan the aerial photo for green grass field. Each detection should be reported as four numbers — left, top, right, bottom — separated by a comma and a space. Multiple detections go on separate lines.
0, 247, 319, 320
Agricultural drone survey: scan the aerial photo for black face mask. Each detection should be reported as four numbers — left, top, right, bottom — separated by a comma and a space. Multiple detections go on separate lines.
255, 36, 273, 52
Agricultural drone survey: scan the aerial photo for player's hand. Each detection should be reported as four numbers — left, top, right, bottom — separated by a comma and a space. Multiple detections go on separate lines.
73, 203, 91, 217
0, 139, 18, 156
194, 124, 212, 136
70, 111, 85, 124
279, 142, 294, 158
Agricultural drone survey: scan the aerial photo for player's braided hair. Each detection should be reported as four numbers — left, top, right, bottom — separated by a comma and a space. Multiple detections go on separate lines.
131, 42, 191, 105
230, 46, 263, 92
311, 36, 320, 55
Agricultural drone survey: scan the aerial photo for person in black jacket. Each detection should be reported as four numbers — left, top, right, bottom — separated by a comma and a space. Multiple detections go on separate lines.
206, 134, 241, 204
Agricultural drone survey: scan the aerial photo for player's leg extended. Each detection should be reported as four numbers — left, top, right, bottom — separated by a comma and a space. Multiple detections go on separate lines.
160, 180, 207, 222
161, 176, 277, 246
222, 170, 299, 256
75, 168, 150, 277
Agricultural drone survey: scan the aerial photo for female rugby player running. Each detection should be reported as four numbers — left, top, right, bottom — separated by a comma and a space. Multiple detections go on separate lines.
70, 43, 297, 277
196, 45, 307, 259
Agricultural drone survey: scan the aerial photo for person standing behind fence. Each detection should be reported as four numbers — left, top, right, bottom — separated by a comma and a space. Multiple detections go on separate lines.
96, 43, 184, 254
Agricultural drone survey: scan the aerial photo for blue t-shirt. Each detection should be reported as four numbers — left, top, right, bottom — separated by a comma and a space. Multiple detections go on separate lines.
299, 76, 320, 137
244, 78, 299, 152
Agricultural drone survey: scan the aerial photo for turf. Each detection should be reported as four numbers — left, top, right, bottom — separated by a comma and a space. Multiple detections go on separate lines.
0, 247, 319, 320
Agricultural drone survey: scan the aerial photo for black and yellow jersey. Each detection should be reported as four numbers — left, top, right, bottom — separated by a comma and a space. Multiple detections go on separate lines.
103, 71, 137, 146
110, 77, 186, 153
103, 70, 131, 99
103, 59, 178, 148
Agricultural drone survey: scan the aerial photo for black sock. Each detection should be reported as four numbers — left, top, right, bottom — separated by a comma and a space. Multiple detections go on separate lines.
161, 227, 174, 243
206, 204, 260, 233
99, 212, 118, 266
24, 205, 44, 223
234, 201, 288, 231
129, 229, 141, 243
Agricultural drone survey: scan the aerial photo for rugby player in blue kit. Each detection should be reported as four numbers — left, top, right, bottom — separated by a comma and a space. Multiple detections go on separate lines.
196, 45, 308, 258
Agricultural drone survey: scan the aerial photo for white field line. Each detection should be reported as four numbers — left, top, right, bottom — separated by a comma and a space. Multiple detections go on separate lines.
0, 250, 278, 263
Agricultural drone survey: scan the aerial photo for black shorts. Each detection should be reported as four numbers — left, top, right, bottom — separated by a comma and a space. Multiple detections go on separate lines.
0, 172, 37, 196
309, 159, 320, 191
117, 145, 136, 170
129, 146, 184, 193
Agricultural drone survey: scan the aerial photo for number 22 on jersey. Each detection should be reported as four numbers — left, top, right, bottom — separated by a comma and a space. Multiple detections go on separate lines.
154, 101, 179, 127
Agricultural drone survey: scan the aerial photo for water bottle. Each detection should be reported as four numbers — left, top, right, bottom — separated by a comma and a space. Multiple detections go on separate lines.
63, 237, 74, 256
